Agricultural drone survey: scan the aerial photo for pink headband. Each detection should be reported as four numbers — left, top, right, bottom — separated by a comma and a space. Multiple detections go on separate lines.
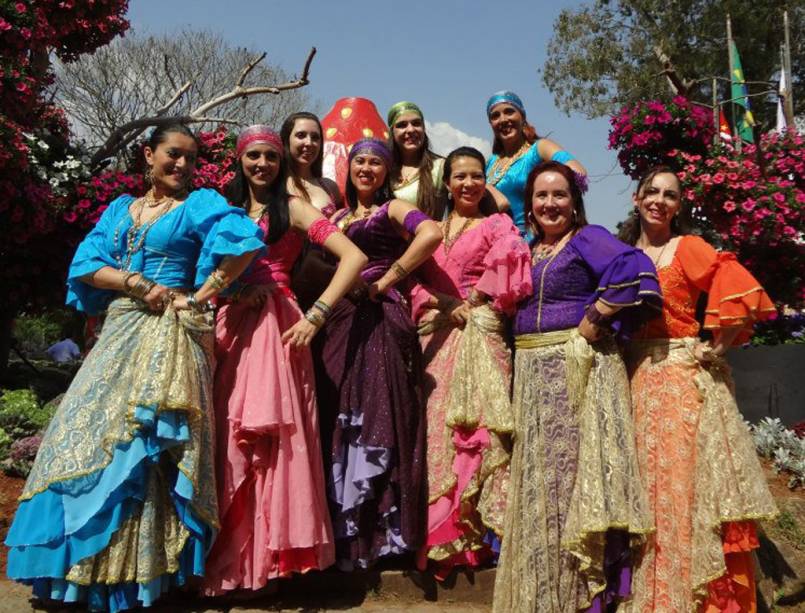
236, 125, 283, 158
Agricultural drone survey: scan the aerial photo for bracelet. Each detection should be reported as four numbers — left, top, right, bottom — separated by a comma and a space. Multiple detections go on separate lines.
122, 271, 139, 293
187, 294, 211, 313
390, 261, 409, 280
313, 299, 332, 316
208, 270, 228, 290
584, 303, 613, 329
304, 308, 326, 327
126, 275, 156, 300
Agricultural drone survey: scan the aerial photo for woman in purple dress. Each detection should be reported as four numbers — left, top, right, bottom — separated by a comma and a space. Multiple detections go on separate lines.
493, 162, 660, 612
315, 138, 442, 569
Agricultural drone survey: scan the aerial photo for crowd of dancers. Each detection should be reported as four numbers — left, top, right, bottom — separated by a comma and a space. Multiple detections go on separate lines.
5, 91, 779, 612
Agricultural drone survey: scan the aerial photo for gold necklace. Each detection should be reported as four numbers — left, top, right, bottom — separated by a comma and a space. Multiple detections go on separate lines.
338, 204, 377, 231
394, 168, 420, 190
531, 231, 572, 264
443, 213, 474, 254
639, 237, 673, 268
488, 142, 530, 186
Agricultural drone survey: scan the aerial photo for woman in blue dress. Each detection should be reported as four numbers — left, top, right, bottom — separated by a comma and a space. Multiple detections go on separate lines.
4, 124, 264, 612
485, 91, 587, 234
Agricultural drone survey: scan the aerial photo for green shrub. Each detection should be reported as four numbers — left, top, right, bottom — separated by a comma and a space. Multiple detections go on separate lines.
12, 310, 73, 356
0, 426, 11, 461
0, 389, 56, 440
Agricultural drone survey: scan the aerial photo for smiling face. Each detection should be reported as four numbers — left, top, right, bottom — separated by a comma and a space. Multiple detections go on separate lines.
488, 102, 525, 148
349, 152, 388, 199
531, 170, 575, 240
143, 132, 198, 196
447, 156, 486, 215
241, 143, 282, 195
288, 118, 322, 168
633, 172, 682, 233
392, 111, 425, 157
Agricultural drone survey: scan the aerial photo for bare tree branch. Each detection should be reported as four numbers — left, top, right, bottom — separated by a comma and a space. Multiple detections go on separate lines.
88, 45, 317, 169
235, 52, 266, 88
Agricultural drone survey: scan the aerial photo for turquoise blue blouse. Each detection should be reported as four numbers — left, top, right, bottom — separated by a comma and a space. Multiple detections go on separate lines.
486, 140, 575, 233
66, 188, 264, 314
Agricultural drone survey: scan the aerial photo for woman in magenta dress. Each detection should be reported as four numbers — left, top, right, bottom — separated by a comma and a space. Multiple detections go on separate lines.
203, 126, 367, 595
316, 138, 442, 569
410, 147, 531, 577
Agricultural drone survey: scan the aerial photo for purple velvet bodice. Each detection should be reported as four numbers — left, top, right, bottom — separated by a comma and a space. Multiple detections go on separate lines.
513, 225, 662, 337
337, 202, 428, 284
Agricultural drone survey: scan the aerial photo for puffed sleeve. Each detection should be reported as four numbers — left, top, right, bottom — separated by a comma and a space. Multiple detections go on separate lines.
676, 235, 775, 344
572, 225, 663, 334
66, 195, 134, 314
475, 214, 533, 314
186, 188, 265, 287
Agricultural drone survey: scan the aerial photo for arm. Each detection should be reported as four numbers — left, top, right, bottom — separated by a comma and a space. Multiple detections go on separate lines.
282, 199, 367, 347
172, 251, 258, 311
537, 137, 587, 176
370, 198, 441, 299
578, 301, 623, 342
486, 184, 510, 213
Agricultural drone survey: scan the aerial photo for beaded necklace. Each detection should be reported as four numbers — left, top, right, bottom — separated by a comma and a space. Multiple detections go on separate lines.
442, 212, 475, 254
113, 191, 179, 271
487, 142, 530, 186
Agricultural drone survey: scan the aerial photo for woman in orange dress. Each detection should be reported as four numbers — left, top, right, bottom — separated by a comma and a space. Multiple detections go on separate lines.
619, 166, 778, 612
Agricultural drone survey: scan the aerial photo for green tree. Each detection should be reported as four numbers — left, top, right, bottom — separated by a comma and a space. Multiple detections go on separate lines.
543, 0, 804, 127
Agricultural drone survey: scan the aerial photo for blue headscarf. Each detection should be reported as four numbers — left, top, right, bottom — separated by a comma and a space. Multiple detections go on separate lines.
486, 91, 526, 118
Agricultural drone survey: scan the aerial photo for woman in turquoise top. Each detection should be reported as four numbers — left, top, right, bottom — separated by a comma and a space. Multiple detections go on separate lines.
485, 91, 587, 233
5, 124, 264, 612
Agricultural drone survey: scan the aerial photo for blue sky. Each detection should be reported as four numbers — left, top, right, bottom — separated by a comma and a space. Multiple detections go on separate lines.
128, 0, 635, 229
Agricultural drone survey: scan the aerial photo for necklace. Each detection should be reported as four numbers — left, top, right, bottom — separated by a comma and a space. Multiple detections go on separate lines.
394, 168, 420, 190
142, 189, 181, 209
113, 190, 176, 270
531, 231, 573, 264
488, 142, 530, 186
338, 204, 377, 231
442, 213, 474, 254
639, 237, 673, 268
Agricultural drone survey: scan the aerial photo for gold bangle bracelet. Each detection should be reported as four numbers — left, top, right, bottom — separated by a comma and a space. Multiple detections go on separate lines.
390, 261, 408, 280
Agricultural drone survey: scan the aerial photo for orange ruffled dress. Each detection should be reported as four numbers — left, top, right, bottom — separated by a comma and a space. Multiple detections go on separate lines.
627, 235, 777, 612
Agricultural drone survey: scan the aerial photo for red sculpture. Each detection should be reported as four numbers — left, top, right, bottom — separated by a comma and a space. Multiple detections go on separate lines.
321, 97, 389, 197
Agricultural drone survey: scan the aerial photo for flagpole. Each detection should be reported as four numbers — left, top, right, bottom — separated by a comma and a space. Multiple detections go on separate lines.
726, 13, 741, 151
783, 10, 795, 128
713, 77, 719, 145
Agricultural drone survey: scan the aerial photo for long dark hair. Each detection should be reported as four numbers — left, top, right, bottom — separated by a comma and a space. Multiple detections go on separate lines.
617, 165, 692, 245
280, 112, 324, 202
389, 124, 443, 218
524, 161, 588, 241
146, 122, 199, 150
442, 147, 497, 217
225, 150, 290, 245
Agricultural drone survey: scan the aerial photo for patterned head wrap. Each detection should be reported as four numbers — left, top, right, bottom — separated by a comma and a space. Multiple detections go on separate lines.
387, 101, 424, 127
236, 125, 283, 158
486, 90, 526, 118
348, 138, 393, 169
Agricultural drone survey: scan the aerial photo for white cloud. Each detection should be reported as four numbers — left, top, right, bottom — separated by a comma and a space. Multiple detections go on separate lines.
426, 120, 492, 160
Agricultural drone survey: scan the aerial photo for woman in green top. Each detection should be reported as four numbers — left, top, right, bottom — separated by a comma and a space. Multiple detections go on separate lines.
387, 101, 446, 219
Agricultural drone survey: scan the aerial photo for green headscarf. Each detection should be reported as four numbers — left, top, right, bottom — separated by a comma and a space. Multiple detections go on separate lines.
387, 101, 424, 127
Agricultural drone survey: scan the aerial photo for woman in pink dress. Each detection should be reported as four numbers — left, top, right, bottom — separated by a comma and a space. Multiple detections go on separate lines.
411, 147, 532, 578
203, 126, 367, 595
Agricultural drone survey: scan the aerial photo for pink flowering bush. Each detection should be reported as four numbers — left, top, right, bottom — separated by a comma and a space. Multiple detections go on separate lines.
0, 0, 130, 318
610, 97, 804, 308
609, 96, 714, 180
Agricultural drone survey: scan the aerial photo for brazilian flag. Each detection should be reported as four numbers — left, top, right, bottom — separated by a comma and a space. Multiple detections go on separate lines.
729, 40, 755, 143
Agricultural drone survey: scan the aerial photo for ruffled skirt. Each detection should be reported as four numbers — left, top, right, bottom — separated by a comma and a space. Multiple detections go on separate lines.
494, 330, 652, 613
626, 338, 778, 612
417, 306, 513, 576
202, 291, 334, 594
5, 297, 218, 612
315, 293, 426, 569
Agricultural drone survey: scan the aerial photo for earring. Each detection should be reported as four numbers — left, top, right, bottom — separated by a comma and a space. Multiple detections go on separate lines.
144, 166, 154, 185
447, 191, 453, 200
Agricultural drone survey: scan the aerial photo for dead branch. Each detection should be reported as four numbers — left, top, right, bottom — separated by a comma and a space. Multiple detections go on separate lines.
90, 46, 317, 169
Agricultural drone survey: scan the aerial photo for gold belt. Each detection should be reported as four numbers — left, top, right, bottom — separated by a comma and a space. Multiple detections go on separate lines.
514, 328, 575, 349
